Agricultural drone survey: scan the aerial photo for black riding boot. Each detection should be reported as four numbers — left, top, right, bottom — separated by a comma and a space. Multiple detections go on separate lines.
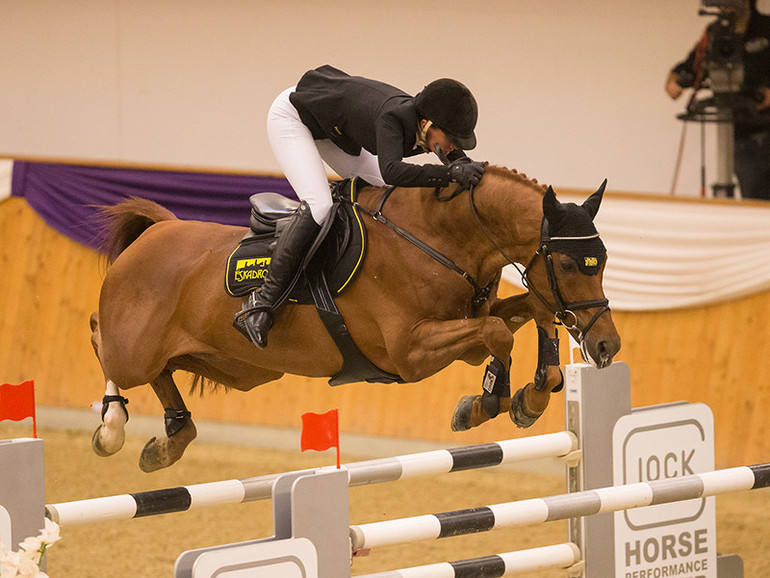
243, 201, 320, 349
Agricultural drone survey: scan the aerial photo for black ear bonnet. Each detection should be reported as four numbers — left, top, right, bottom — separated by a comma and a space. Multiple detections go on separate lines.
542, 185, 607, 276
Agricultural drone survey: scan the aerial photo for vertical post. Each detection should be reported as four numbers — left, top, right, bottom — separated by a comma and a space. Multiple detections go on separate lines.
713, 120, 736, 198
274, 469, 351, 578
565, 362, 631, 577
175, 469, 351, 578
0, 438, 45, 557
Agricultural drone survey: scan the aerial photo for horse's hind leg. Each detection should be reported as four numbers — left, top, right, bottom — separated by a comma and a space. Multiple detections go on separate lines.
90, 312, 130, 457
91, 379, 129, 456
139, 370, 197, 473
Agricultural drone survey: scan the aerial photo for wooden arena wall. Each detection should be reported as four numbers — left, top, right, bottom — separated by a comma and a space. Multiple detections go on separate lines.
2, 196, 769, 468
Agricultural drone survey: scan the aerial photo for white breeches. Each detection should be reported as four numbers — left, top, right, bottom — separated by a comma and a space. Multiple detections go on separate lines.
267, 87, 386, 225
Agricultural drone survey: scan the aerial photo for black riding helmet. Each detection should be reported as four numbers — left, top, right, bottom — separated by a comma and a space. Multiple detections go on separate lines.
414, 79, 478, 150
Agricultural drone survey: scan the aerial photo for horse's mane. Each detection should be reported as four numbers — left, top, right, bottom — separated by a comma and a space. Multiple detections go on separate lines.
96, 197, 177, 264
484, 165, 548, 195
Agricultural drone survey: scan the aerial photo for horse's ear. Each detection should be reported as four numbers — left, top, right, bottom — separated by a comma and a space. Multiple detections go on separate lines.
582, 179, 607, 220
542, 185, 567, 223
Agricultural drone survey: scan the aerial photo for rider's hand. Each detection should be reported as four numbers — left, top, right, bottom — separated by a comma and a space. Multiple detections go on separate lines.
449, 160, 487, 188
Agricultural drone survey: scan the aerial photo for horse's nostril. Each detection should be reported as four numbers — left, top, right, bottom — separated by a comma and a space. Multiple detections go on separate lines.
598, 340, 608, 355
596, 340, 613, 366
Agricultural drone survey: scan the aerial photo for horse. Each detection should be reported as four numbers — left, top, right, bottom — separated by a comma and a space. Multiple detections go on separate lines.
89, 165, 621, 472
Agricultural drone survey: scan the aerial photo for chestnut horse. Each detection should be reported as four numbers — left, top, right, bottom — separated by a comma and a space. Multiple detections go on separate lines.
90, 166, 620, 472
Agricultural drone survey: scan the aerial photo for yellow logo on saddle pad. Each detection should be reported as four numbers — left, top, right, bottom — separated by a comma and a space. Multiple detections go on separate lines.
584, 257, 598, 267
235, 257, 270, 282
236, 257, 270, 270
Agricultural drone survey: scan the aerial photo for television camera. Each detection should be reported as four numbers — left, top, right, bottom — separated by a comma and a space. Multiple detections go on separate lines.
678, 0, 752, 197
699, 0, 746, 95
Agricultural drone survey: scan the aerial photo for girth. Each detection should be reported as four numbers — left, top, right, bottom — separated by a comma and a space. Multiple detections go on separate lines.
308, 267, 405, 386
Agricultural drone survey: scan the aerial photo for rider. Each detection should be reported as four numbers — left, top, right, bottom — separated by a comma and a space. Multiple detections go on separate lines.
241, 64, 487, 348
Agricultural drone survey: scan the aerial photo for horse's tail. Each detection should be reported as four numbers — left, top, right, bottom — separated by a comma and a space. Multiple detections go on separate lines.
97, 196, 177, 263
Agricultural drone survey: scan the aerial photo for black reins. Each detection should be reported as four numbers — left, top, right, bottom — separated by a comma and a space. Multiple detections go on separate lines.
345, 186, 496, 316
346, 183, 610, 340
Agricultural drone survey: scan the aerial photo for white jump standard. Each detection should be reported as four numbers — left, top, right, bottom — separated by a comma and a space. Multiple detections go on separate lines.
1, 362, 762, 577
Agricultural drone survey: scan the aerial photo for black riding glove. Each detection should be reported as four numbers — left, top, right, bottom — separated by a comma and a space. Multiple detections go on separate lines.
449, 160, 487, 188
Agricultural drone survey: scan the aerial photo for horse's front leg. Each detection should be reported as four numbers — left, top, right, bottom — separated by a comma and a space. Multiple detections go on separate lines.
489, 292, 534, 334
448, 292, 540, 432
390, 316, 515, 432
491, 294, 565, 429
509, 323, 564, 428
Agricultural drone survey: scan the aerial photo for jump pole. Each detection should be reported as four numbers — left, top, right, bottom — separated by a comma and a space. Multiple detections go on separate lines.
348, 463, 770, 551
45, 432, 578, 526
1, 361, 755, 577
356, 542, 582, 578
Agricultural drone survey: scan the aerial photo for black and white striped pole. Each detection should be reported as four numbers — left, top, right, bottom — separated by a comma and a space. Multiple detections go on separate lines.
349, 463, 770, 550
45, 432, 578, 526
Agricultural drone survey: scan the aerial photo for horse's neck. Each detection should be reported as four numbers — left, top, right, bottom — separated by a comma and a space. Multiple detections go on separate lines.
388, 186, 492, 250
469, 173, 544, 263
363, 178, 542, 277
357, 185, 494, 275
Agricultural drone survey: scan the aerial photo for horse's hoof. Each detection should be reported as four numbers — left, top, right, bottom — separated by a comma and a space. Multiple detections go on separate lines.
451, 395, 477, 432
139, 436, 172, 473
139, 419, 196, 472
91, 423, 125, 457
509, 388, 542, 429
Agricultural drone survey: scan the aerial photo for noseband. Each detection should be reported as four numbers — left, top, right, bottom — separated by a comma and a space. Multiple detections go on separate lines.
467, 186, 610, 345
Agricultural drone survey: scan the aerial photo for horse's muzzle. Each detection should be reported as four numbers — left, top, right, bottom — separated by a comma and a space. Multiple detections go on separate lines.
580, 333, 621, 369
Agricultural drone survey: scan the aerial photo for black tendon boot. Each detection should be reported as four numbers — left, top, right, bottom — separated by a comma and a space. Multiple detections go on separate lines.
243, 201, 320, 348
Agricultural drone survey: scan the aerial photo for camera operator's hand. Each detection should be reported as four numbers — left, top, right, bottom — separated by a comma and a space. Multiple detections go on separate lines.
449, 160, 487, 189
665, 72, 684, 99
757, 88, 770, 111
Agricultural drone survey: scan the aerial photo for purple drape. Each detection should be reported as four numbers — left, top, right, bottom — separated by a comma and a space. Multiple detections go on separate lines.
11, 161, 296, 250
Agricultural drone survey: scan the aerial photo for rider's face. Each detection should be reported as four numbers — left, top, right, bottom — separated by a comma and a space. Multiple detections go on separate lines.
419, 120, 458, 159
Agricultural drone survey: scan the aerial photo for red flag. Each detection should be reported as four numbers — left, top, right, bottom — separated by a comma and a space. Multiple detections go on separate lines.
301, 409, 340, 468
0, 380, 37, 438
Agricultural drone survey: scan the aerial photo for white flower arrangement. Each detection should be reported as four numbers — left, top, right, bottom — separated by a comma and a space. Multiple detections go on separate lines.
0, 519, 60, 578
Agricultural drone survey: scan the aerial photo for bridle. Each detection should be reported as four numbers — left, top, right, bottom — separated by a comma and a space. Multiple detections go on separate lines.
346, 181, 610, 341
519, 220, 610, 342
467, 185, 611, 345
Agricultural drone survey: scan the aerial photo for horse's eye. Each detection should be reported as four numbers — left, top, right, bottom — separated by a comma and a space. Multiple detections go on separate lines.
559, 258, 577, 273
